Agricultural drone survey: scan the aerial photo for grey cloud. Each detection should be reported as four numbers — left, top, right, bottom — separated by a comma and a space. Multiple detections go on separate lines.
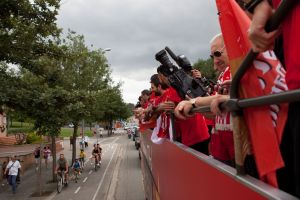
58, 0, 220, 102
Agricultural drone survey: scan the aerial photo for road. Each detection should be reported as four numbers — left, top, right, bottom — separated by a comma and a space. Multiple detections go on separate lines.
0, 134, 145, 200
53, 135, 144, 200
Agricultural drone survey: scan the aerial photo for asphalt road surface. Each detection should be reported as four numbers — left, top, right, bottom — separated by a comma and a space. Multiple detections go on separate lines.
51, 135, 144, 200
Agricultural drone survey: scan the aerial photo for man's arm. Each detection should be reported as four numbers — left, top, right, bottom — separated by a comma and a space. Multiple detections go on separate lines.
55, 162, 59, 173
156, 101, 175, 113
247, 0, 278, 52
174, 95, 222, 120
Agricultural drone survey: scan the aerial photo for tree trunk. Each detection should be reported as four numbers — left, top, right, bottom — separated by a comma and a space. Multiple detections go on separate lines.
72, 122, 79, 164
51, 135, 57, 182
109, 119, 113, 136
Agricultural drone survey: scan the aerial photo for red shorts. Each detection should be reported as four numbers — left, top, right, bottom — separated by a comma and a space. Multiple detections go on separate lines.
210, 130, 234, 161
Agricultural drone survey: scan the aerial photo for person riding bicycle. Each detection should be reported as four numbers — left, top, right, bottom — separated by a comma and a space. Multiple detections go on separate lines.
72, 158, 82, 175
79, 149, 86, 168
55, 154, 69, 185
92, 144, 102, 166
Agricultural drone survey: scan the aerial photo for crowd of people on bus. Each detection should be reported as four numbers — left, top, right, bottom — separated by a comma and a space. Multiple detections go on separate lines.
134, 0, 300, 198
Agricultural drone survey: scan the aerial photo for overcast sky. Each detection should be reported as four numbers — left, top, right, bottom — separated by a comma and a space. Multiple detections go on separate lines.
57, 0, 220, 104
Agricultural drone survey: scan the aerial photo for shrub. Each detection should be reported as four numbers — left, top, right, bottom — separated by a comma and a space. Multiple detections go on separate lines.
26, 132, 42, 144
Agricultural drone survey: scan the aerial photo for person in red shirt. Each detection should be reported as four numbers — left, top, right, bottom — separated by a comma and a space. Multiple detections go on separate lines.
157, 66, 210, 155
247, 0, 300, 197
141, 89, 150, 109
174, 34, 234, 164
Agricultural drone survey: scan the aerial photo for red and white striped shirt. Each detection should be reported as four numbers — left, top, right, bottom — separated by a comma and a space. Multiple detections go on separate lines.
215, 66, 232, 131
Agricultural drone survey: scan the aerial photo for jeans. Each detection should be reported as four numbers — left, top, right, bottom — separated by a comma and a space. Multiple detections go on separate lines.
8, 175, 17, 193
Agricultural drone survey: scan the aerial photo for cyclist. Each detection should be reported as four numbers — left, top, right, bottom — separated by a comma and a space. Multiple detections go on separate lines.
55, 154, 69, 185
92, 144, 102, 166
72, 158, 82, 176
79, 149, 86, 168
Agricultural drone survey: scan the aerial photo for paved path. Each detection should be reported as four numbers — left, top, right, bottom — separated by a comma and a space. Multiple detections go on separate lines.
0, 131, 144, 200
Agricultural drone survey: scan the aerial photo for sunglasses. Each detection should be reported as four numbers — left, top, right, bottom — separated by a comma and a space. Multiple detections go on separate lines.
210, 46, 225, 59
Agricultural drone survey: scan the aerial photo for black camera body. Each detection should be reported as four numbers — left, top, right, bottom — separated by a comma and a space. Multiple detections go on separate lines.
155, 47, 208, 99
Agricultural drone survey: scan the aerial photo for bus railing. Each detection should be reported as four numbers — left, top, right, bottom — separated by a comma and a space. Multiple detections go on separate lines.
192, 89, 300, 114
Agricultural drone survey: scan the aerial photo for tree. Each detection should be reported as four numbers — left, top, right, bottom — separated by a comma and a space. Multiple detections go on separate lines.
19, 59, 70, 182
193, 58, 217, 81
0, 0, 62, 70
96, 85, 131, 135
61, 31, 111, 163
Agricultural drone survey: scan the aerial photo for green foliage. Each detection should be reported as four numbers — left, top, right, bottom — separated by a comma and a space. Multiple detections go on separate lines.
0, 0, 62, 69
8, 127, 33, 134
1, 4, 129, 142
26, 132, 42, 144
193, 58, 217, 81
60, 128, 93, 137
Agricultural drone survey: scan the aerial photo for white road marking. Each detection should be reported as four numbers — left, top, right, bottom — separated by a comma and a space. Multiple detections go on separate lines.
74, 186, 81, 194
91, 144, 118, 200
83, 177, 88, 183
107, 145, 125, 200
89, 170, 93, 174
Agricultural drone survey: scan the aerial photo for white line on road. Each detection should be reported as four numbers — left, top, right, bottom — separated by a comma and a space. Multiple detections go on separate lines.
89, 170, 93, 175
83, 177, 88, 183
74, 186, 81, 194
91, 143, 119, 200
107, 145, 125, 200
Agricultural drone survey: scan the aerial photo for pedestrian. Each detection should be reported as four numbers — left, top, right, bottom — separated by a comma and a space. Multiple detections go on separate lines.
70, 136, 73, 150
80, 135, 85, 149
4, 155, 21, 194
99, 128, 103, 138
84, 135, 89, 148
34, 146, 40, 170
43, 146, 50, 169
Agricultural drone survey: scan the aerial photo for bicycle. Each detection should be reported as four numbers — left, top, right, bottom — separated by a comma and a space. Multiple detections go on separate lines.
94, 154, 101, 171
57, 170, 67, 193
73, 170, 80, 183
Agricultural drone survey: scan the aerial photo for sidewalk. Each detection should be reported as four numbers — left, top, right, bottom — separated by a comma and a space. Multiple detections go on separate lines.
0, 137, 96, 199
0, 144, 39, 157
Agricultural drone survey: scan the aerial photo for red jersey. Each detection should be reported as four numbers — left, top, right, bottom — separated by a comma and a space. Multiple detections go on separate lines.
162, 87, 210, 146
215, 66, 232, 131
273, 0, 300, 90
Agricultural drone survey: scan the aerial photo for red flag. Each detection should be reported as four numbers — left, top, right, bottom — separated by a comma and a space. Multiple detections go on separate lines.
216, 0, 288, 187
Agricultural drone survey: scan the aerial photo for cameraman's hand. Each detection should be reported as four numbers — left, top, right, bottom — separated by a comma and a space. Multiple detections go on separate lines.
210, 95, 229, 115
191, 69, 202, 79
174, 100, 194, 120
218, 80, 231, 95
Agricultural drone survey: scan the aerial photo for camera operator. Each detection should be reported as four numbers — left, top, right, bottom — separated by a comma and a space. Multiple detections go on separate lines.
174, 34, 235, 166
156, 66, 210, 155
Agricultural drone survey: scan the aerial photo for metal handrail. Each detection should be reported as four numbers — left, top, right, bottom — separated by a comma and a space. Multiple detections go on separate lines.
192, 89, 300, 114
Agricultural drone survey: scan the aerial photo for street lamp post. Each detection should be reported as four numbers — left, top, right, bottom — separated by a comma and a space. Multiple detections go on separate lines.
102, 48, 111, 53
